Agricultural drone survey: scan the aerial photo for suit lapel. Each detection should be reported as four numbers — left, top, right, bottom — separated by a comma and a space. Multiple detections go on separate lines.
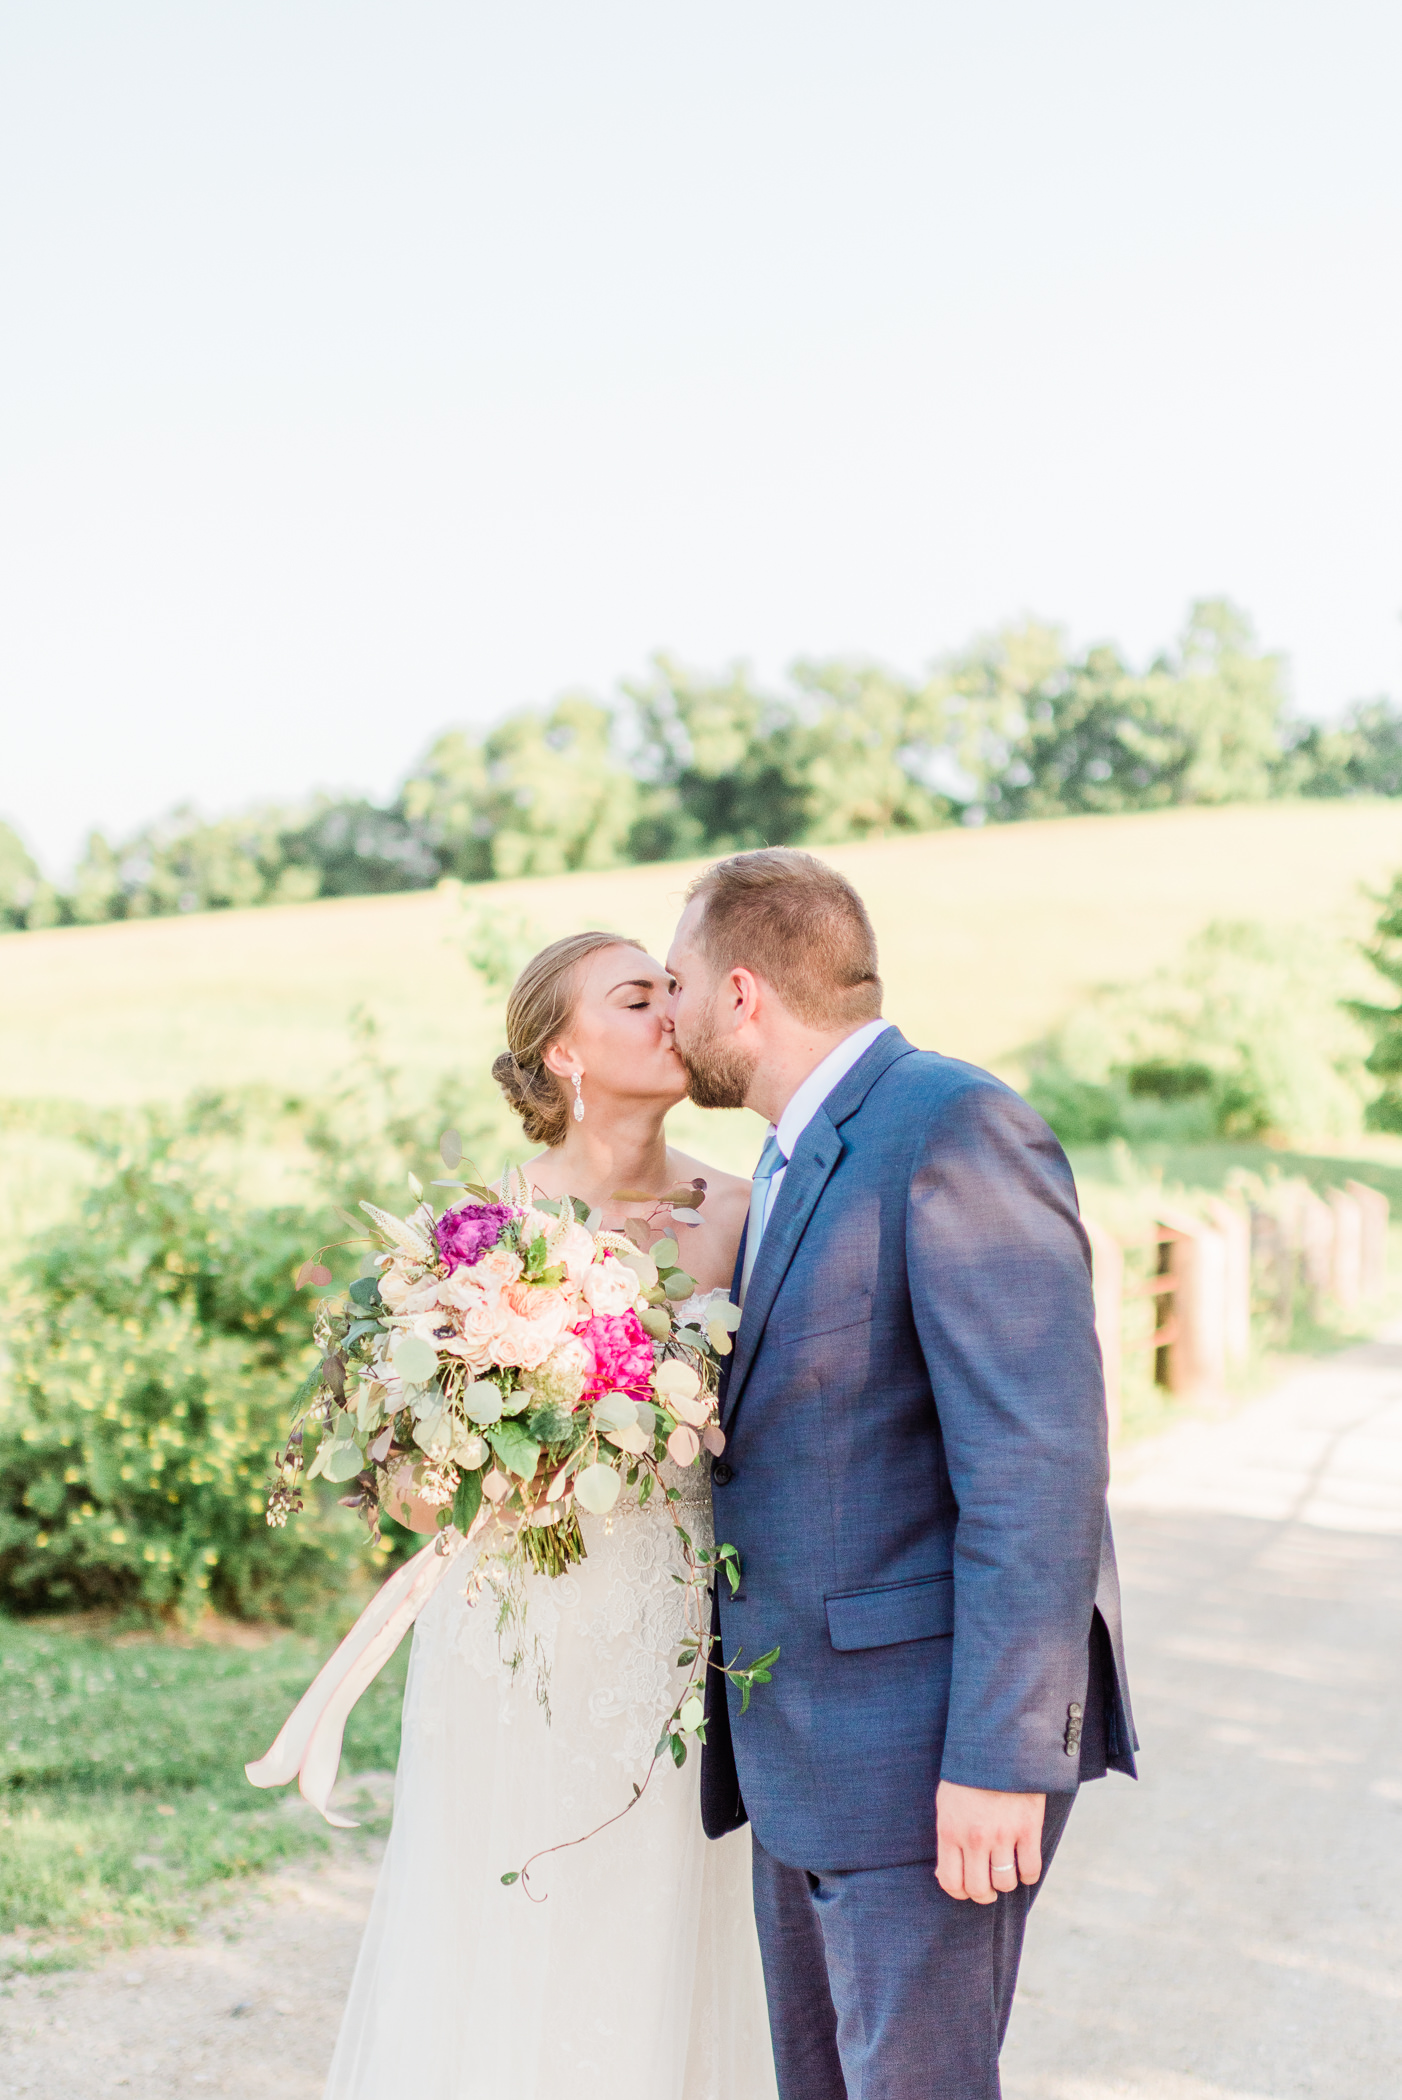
720, 1027, 918, 1429
722, 1116, 844, 1426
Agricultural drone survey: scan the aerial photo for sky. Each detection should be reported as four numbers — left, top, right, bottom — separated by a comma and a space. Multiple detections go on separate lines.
3, 0, 1401, 876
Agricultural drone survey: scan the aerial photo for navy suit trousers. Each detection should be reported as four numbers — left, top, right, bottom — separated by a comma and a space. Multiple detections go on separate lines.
750, 1792, 1076, 2100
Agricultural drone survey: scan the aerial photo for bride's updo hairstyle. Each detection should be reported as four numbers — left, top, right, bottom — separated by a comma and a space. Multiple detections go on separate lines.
492, 930, 644, 1147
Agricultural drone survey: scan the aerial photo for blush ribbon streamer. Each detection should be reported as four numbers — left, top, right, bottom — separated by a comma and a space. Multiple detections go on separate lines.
245, 1535, 465, 1828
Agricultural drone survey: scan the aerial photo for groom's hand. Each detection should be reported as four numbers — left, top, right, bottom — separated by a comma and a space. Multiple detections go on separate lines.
935, 1781, 1046, 1905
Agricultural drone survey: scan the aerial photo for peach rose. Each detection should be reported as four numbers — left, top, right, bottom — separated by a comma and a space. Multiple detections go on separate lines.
471, 1244, 524, 1290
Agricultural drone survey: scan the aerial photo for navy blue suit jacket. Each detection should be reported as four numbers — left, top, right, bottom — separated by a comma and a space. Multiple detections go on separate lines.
700, 1028, 1136, 1871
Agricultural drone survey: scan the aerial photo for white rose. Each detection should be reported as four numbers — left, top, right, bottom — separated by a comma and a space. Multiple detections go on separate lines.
552, 1220, 598, 1284
376, 1266, 414, 1312
581, 1258, 638, 1317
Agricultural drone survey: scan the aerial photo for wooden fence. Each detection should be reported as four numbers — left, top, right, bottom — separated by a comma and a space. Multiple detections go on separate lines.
1086, 1179, 1390, 1436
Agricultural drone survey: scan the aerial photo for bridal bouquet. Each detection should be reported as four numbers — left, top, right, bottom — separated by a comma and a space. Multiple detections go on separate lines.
267, 1160, 742, 1579
249, 1149, 776, 1879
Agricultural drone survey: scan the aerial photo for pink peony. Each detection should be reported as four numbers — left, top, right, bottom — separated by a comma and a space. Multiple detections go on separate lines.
574, 1310, 655, 1402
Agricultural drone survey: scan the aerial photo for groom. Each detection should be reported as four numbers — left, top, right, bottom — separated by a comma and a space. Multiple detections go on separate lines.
665, 848, 1136, 2100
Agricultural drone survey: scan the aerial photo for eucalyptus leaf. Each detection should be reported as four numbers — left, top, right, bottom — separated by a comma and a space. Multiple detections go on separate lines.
439, 1127, 463, 1169
592, 1392, 637, 1434
487, 1419, 541, 1479
463, 1380, 503, 1426
391, 1334, 439, 1385
651, 1238, 679, 1270
574, 1462, 622, 1515
450, 1428, 489, 1468
355, 1384, 385, 1435
322, 1439, 367, 1483
412, 1407, 447, 1454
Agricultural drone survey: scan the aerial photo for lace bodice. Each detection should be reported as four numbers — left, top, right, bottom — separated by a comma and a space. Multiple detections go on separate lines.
420, 1455, 712, 1777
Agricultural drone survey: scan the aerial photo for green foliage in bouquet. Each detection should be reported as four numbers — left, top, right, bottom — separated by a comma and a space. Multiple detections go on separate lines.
0, 1098, 360, 1621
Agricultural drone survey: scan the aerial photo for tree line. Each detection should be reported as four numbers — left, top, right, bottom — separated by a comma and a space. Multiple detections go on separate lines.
6, 597, 1402, 932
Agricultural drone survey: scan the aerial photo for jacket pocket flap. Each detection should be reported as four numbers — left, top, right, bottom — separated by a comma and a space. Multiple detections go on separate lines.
770, 1291, 874, 1344
825, 1573, 954, 1652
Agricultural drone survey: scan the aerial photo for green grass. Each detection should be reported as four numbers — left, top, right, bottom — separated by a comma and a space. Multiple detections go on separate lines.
0, 1613, 408, 1968
1068, 1138, 1402, 1211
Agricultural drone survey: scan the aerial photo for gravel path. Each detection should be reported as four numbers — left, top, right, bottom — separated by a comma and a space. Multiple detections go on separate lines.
0, 1845, 382, 2098
5, 1337, 1400, 2099
1003, 1330, 1402, 2100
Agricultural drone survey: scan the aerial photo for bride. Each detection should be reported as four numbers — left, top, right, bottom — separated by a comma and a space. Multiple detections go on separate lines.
324, 932, 778, 2100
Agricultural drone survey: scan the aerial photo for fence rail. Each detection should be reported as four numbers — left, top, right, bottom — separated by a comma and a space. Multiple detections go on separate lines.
1087, 1179, 1390, 1436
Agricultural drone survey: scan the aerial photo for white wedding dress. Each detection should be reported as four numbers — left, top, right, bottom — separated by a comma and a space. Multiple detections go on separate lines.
323, 1451, 778, 2099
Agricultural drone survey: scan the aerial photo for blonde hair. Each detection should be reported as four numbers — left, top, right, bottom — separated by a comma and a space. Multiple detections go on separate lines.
492, 931, 643, 1147
686, 848, 882, 1028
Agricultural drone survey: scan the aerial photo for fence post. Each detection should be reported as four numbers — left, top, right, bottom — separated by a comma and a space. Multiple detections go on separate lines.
1157, 1208, 1228, 1402
1345, 1180, 1389, 1299
1084, 1218, 1123, 1442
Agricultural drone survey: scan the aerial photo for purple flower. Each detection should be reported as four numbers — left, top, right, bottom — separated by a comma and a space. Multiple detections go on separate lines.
434, 1201, 518, 1273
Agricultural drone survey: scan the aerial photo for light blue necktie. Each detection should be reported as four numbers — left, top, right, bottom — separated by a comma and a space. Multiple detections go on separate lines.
739, 1131, 786, 1305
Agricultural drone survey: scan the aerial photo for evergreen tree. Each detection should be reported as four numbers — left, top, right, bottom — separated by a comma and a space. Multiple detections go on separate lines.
1348, 875, 1402, 1132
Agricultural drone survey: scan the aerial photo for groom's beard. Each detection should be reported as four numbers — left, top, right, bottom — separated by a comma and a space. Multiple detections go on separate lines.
675, 1018, 756, 1111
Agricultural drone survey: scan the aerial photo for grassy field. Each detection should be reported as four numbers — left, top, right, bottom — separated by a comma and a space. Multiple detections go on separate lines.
0, 1612, 407, 1972
3, 800, 1401, 1188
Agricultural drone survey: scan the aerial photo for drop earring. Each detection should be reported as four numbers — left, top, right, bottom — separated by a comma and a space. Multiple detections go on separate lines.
572, 1072, 585, 1122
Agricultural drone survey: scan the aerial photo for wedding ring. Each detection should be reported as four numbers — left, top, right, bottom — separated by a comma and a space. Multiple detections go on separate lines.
992, 1862, 1016, 1873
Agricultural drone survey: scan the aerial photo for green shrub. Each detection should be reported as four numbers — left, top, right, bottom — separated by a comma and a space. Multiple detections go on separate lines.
0, 1099, 361, 1621
1024, 921, 1369, 1150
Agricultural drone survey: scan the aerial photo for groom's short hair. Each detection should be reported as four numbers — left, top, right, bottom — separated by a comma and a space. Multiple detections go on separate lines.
687, 848, 883, 1028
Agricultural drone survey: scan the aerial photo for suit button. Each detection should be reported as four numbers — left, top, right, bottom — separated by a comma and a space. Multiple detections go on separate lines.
712, 1461, 733, 1486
